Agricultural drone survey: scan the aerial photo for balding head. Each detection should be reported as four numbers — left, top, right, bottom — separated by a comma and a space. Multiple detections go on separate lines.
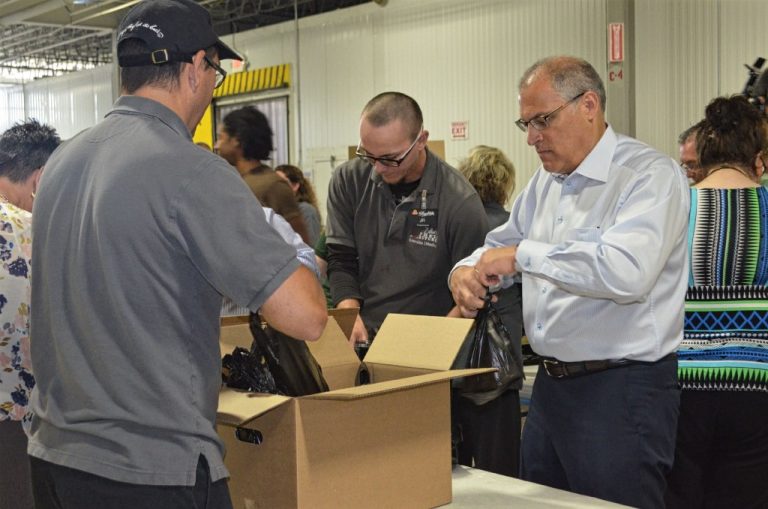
519, 56, 606, 112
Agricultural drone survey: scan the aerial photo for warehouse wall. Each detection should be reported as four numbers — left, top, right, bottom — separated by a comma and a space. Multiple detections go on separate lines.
0, 65, 113, 140
2, 0, 768, 212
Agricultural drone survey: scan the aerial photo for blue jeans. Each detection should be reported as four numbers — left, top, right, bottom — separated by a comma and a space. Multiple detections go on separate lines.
521, 355, 679, 509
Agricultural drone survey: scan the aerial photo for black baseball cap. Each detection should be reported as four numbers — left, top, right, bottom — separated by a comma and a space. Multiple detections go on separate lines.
117, 0, 241, 67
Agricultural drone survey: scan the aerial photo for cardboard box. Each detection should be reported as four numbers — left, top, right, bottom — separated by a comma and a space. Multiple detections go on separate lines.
217, 313, 489, 509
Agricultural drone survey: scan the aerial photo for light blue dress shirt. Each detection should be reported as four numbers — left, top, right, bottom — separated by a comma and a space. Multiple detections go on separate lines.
454, 126, 689, 362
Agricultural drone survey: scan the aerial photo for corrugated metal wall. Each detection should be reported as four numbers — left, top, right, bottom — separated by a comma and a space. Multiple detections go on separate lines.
3, 0, 768, 209
635, 0, 768, 156
2, 65, 113, 140
221, 0, 609, 209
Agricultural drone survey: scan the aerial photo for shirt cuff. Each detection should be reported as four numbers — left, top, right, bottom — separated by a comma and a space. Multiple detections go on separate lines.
515, 239, 550, 274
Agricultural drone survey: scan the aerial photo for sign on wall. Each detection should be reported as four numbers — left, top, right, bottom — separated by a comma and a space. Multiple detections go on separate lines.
608, 23, 624, 63
451, 121, 468, 140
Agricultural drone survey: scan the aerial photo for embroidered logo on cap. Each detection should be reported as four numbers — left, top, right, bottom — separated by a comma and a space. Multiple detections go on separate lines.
119, 21, 165, 39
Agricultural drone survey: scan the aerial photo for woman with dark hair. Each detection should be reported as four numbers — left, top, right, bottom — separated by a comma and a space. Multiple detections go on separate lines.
0, 119, 60, 509
275, 164, 322, 246
666, 95, 768, 509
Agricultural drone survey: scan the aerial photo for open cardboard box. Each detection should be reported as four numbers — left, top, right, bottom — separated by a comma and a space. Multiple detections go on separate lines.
217, 312, 491, 509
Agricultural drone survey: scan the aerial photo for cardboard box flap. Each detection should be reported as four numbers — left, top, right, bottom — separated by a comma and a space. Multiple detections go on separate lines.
328, 307, 359, 341
365, 314, 474, 370
305, 316, 360, 368
217, 387, 292, 426
219, 323, 253, 356
301, 368, 494, 401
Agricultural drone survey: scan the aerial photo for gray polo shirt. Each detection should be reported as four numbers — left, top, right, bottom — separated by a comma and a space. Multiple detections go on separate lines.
28, 96, 299, 485
326, 151, 488, 332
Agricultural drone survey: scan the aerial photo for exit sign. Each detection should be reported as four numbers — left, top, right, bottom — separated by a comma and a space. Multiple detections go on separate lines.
451, 121, 468, 140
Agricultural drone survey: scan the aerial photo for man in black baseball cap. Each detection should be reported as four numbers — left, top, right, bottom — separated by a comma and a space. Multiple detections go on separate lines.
27, 1, 328, 508
117, 0, 240, 67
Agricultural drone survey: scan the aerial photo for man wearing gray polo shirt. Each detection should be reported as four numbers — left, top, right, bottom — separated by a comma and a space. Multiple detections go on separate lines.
326, 92, 524, 477
27, 1, 326, 508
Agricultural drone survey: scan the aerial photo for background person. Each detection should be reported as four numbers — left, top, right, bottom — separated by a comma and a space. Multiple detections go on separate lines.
215, 106, 310, 243
665, 95, 768, 509
454, 144, 523, 477
449, 56, 688, 508
275, 164, 322, 246
28, 2, 326, 508
457, 144, 517, 229
0, 119, 59, 509
678, 122, 706, 184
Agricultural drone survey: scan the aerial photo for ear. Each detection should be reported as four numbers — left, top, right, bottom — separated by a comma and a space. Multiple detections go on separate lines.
420, 129, 430, 146
756, 154, 765, 179
31, 167, 43, 194
186, 49, 207, 93
581, 90, 601, 121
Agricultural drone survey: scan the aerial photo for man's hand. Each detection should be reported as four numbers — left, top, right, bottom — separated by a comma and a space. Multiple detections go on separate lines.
450, 247, 518, 318
449, 266, 489, 318
348, 315, 369, 346
475, 246, 518, 286
336, 298, 369, 345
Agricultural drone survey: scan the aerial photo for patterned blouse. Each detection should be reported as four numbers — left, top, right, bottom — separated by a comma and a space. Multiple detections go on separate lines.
0, 201, 33, 429
679, 187, 768, 392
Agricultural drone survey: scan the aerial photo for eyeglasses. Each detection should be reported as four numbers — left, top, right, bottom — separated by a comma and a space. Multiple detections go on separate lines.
681, 162, 700, 173
203, 56, 227, 89
355, 127, 423, 167
515, 92, 585, 132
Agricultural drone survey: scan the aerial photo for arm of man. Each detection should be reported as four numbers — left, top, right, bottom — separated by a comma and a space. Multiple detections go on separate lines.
513, 165, 688, 303
260, 265, 327, 341
327, 243, 368, 345
325, 164, 368, 345
448, 184, 530, 317
449, 246, 518, 317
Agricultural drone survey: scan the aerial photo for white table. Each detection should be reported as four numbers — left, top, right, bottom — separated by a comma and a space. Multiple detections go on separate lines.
447, 466, 631, 508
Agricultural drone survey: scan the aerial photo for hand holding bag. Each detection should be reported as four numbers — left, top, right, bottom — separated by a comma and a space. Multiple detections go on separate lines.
457, 294, 522, 395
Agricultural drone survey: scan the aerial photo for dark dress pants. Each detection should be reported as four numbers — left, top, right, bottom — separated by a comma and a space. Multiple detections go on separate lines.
30, 454, 232, 509
453, 388, 521, 477
0, 420, 34, 509
520, 355, 679, 509
665, 390, 768, 509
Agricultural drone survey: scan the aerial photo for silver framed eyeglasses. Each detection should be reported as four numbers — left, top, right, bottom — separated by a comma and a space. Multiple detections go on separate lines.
515, 92, 585, 132
355, 127, 423, 167
204, 56, 227, 89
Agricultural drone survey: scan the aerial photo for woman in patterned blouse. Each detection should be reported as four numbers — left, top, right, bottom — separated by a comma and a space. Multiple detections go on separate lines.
665, 96, 768, 509
0, 120, 59, 509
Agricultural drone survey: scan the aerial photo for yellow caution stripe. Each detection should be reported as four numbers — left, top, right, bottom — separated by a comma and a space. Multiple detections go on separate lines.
213, 64, 290, 98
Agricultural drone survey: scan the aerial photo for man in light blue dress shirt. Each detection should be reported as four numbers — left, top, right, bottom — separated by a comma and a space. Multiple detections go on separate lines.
449, 56, 689, 509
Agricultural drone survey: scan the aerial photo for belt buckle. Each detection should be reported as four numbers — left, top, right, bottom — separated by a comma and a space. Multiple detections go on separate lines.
542, 359, 565, 379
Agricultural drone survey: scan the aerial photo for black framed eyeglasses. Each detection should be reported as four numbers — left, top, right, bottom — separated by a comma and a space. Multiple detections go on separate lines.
203, 56, 227, 89
515, 92, 585, 132
355, 127, 423, 167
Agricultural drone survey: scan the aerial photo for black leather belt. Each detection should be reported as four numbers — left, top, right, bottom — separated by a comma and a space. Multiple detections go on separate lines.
539, 353, 676, 379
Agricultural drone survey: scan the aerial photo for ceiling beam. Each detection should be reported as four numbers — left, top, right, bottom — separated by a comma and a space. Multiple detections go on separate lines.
0, 0, 65, 24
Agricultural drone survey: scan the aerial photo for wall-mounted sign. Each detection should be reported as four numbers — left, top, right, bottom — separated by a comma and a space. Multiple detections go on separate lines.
608, 23, 624, 63
451, 121, 468, 140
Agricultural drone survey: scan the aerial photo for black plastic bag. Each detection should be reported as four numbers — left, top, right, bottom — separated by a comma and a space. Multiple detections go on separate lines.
222, 346, 280, 394
248, 314, 329, 396
456, 296, 520, 395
